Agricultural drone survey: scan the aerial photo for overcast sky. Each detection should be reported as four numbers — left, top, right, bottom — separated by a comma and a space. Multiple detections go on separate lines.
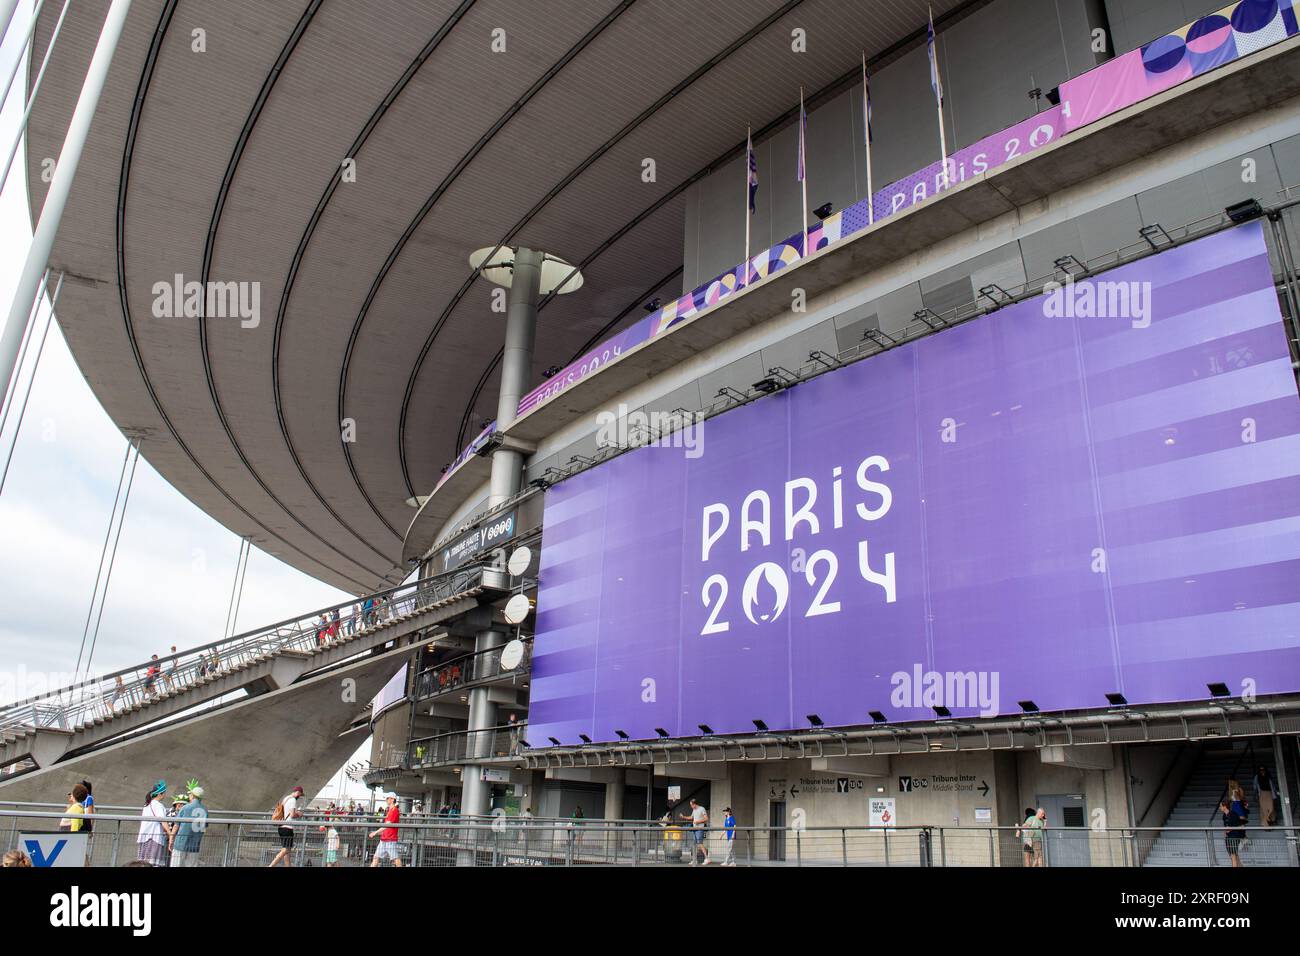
0, 6, 371, 800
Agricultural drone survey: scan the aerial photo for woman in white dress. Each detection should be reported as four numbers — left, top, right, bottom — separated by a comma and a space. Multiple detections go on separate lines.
136, 780, 169, 866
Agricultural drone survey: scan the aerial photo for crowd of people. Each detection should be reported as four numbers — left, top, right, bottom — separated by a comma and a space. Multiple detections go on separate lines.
4, 762, 1282, 869
1013, 766, 1282, 868
93, 596, 401, 721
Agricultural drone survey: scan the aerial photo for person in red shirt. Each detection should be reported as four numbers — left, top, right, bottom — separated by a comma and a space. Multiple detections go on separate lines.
368, 795, 403, 867
144, 656, 160, 696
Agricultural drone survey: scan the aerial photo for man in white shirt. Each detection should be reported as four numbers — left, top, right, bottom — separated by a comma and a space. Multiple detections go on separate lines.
679, 798, 711, 865
268, 785, 304, 867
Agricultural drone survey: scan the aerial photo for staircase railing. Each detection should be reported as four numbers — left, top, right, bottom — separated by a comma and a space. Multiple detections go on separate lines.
0, 561, 492, 738
1208, 741, 1258, 824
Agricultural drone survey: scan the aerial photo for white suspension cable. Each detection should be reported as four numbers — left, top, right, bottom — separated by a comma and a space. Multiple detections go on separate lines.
0, 269, 61, 496
230, 537, 250, 638
0, 0, 42, 114
83, 437, 140, 675
222, 535, 249, 639
73, 439, 130, 677
0, 2, 22, 66
0, 0, 70, 195
0, 266, 46, 426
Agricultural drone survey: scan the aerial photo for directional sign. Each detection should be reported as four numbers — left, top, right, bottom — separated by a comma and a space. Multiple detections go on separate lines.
978, 780, 990, 797
20, 831, 88, 867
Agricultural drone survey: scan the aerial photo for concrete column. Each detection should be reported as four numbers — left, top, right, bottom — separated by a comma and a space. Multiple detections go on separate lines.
605, 769, 626, 821
485, 246, 541, 509
496, 246, 541, 429
1272, 734, 1299, 866
459, 628, 505, 816
526, 769, 547, 816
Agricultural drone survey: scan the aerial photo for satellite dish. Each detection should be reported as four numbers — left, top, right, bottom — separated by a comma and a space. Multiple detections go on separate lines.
507, 546, 532, 577
500, 639, 525, 671
504, 594, 532, 625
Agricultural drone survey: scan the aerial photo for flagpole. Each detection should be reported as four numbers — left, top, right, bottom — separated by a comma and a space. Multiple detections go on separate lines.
936, 92, 949, 189
929, 6, 949, 189
743, 126, 752, 288
800, 87, 809, 258
863, 53, 874, 225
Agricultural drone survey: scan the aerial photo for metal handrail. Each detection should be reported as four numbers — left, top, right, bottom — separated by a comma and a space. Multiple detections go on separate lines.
406, 722, 529, 768
0, 561, 493, 737
1210, 741, 1259, 824
413, 639, 532, 701
1, 808, 1295, 869
7, 806, 1294, 835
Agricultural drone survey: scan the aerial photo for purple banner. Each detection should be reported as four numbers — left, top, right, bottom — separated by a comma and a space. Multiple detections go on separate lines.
511, 0, 1298, 424
1060, 0, 1299, 134
529, 223, 1300, 745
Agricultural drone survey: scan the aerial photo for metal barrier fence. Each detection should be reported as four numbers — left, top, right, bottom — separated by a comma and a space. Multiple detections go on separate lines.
3, 810, 1296, 867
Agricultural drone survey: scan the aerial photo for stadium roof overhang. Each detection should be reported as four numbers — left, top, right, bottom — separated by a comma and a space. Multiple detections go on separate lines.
25, 0, 977, 593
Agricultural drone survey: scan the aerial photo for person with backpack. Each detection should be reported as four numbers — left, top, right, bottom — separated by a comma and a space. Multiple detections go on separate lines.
268, 785, 305, 867
1221, 800, 1247, 867
79, 780, 95, 833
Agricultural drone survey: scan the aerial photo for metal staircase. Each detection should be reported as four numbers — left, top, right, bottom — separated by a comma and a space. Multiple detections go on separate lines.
0, 563, 496, 774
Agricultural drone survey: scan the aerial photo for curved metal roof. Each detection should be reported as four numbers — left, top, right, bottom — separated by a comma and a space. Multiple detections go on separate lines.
26, 0, 965, 592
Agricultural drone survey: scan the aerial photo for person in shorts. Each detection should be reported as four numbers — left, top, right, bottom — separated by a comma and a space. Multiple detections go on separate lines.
322, 822, 341, 867
269, 785, 304, 867
1018, 806, 1036, 867
1023, 808, 1047, 866
1221, 800, 1246, 867
679, 798, 710, 865
369, 795, 403, 867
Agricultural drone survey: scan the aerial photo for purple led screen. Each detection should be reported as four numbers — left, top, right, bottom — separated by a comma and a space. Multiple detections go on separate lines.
529, 223, 1300, 745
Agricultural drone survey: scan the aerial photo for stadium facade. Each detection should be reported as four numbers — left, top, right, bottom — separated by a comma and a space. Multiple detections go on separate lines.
8, 0, 1300, 864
